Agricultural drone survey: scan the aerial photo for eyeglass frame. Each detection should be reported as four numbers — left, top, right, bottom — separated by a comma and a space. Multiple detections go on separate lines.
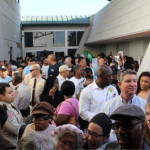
111, 121, 142, 131
85, 129, 104, 139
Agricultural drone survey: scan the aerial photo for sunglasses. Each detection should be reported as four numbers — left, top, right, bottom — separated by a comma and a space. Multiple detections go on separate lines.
30, 69, 37, 72
33, 114, 50, 120
112, 121, 141, 130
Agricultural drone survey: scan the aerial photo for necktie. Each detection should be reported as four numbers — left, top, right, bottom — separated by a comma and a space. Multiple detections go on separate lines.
31, 78, 37, 106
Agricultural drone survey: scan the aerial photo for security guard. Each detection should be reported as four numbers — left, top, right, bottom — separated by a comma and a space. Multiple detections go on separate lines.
0, 83, 24, 149
27, 64, 45, 106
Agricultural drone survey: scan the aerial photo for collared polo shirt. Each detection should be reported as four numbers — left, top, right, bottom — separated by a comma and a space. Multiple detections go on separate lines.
101, 94, 147, 116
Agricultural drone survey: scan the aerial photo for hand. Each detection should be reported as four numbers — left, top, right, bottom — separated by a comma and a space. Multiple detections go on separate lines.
0, 104, 8, 129
49, 86, 57, 96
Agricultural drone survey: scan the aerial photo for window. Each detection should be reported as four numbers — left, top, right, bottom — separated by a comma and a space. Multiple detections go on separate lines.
24, 32, 33, 47
68, 31, 76, 46
34, 32, 46, 47
68, 31, 84, 46
33, 31, 65, 47
77, 31, 84, 46
68, 49, 77, 57
53, 31, 65, 47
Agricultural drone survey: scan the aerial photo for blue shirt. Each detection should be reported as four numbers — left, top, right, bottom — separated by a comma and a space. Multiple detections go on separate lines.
23, 65, 30, 75
0, 76, 12, 83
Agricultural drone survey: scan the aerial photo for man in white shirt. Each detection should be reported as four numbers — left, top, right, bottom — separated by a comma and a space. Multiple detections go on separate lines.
101, 69, 146, 116
79, 65, 118, 122
69, 65, 85, 99
41, 57, 49, 79
57, 65, 71, 91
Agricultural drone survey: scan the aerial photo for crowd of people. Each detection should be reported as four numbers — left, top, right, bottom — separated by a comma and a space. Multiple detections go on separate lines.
0, 52, 150, 150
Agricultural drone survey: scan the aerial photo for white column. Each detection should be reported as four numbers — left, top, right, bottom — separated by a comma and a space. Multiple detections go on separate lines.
137, 41, 150, 77
21, 30, 25, 59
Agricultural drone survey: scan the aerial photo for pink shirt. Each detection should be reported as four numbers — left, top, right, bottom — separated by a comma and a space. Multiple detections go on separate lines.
54, 98, 79, 127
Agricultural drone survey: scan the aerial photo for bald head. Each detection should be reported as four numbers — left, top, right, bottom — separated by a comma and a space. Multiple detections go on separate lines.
97, 65, 112, 77
96, 65, 112, 88
30, 64, 40, 71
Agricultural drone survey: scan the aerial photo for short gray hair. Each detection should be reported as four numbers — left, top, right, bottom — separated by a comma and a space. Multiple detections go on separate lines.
17, 132, 54, 150
65, 57, 71, 63
117, 69, 137, 82
12, 71, 22, 82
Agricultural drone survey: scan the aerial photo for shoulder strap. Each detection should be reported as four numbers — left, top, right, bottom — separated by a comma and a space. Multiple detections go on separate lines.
18, 124, 26, 140
56, 99, 78, 120
65, 99, 78, 121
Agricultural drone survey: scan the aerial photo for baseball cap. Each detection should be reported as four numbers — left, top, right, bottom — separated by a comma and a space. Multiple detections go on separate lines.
0, 66, 7, 70
110, 104, 145, 122
59, 65, 71, 72
32, 102, 54, 117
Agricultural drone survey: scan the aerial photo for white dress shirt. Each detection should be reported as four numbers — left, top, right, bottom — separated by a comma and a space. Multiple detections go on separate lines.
57, 74, 68, 91
79, 80, 118, 122
69, 77, 85, 98
101, 94, 147, 116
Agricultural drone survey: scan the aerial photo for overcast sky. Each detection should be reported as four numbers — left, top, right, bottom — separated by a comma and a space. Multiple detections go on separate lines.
20, 0, 109, 16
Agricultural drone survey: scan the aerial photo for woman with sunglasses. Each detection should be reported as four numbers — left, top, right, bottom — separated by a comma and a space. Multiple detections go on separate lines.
40, 76, 64, 108
22, 102, 55, 143
137, 71, 150, 101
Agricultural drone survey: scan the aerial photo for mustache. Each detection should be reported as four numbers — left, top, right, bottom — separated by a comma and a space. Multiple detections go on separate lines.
117, 134, 128, 140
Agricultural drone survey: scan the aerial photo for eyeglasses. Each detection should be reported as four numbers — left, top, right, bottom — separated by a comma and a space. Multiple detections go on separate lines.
112, 121, 141, 130
85, 129, 104, 139
33, 114, 50, 120
30, 69, 37, 72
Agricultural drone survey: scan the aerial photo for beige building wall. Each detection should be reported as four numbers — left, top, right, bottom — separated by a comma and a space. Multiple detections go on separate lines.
0, 0, 21, 61
83, 0, 150, 59
86, 0, 150, 44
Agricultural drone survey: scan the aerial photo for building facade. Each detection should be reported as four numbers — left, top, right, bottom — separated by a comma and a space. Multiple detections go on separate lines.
21, 0, 150, 61
0, 0, 21, 61
83, 0, 150, 60
21, 16, 90, 58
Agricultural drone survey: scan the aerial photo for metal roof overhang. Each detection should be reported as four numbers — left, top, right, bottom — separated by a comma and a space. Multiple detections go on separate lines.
21, 16, 90, 27
85, 30, 150, 46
